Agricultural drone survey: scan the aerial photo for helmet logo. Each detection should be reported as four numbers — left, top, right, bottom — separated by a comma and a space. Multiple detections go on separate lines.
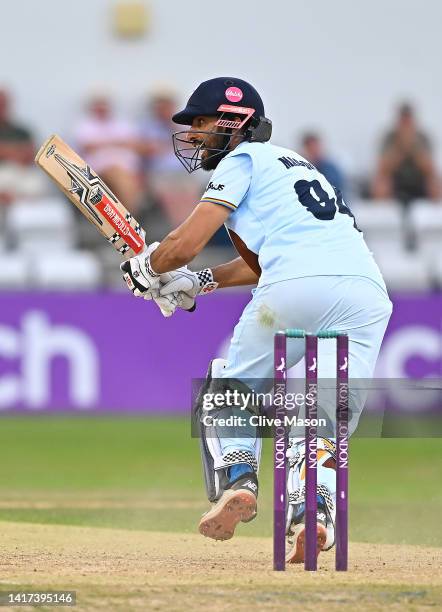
225, 87, 243, 102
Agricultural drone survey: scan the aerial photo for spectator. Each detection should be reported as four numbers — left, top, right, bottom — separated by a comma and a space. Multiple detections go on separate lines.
301, 132, 346, 195
372, 102, 441, 205
138, 84, 201, 228
0, 88, 45, 204
73, 92, 142, 213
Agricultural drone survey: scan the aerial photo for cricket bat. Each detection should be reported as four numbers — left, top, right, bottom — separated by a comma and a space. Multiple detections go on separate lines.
35, 134, 146, 258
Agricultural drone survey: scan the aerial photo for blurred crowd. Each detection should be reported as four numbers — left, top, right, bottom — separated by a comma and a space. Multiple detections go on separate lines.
0, 85, 441, 291
299, 103, 442, 205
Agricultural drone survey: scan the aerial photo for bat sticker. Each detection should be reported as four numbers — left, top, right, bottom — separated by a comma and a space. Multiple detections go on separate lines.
46, 144, 56, 158
36, 135, 146, 256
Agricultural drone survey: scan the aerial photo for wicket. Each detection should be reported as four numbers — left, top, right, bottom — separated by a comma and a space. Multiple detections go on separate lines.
273, 329, 349, 572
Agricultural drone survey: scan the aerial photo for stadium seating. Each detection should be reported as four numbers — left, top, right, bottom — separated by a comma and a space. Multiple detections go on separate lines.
0, 253, 29, 288
6, 197, 76, 253
431, 254, 442, 289
353, 200, 405, 253
374, 249, 431, 290
408, 199, 442, 259
33, 251, 102, 290
0, 197, 440, 291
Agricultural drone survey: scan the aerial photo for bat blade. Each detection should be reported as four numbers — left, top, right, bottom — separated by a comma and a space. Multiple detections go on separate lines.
35, 134, 146, 257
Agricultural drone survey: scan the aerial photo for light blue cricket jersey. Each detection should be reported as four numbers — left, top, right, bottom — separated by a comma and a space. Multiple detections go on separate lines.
200, 141, 386, 289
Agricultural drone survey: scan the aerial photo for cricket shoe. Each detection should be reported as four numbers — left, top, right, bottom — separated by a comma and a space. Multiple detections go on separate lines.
285, 495, 328, 564
198, 473, 258, 541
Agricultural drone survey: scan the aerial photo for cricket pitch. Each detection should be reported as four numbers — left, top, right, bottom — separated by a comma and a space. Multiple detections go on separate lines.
0, 521, 441, 611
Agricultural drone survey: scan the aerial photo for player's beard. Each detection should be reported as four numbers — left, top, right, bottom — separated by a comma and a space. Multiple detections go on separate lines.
200, 132, 231, 171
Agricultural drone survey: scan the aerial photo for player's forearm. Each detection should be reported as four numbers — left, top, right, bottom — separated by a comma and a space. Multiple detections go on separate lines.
151, 203, 230, 273
212, 257, 259, 288
151, 230, 201, 273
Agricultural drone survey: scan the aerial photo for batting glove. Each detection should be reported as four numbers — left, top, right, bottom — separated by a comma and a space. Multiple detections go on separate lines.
120, 242, 160, 297
159, 268, 218, 299
144, 286, 196, 318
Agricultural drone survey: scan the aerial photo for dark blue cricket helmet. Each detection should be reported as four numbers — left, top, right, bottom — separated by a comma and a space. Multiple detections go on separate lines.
172, 77, 265, 125
172, 77, 271, 173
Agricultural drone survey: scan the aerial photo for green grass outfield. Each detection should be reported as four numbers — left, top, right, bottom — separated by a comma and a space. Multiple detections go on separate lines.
0, 415, 440, 548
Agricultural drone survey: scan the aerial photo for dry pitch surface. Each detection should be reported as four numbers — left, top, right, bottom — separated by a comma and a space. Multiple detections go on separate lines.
0, 521, 441, 611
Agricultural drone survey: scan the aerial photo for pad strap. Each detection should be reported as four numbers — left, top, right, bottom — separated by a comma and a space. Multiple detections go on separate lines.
215, 450, 258, 472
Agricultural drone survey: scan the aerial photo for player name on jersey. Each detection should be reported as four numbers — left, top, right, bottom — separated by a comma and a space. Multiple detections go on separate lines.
278, 156, 315, 171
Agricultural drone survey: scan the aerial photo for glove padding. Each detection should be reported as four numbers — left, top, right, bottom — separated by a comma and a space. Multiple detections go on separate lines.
120, 245, 199, 317
145, 283, 196, 318
160, 267, 218, 299
120, 241, 160, 297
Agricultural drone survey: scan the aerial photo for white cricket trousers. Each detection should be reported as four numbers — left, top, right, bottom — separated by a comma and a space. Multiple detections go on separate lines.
219, 275, 393, 457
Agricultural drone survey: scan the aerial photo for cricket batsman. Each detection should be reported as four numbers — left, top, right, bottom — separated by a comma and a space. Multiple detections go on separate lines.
121, 77, 392, 563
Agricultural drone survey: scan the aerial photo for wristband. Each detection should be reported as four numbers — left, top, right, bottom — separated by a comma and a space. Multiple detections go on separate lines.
196, 268, 218, 294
